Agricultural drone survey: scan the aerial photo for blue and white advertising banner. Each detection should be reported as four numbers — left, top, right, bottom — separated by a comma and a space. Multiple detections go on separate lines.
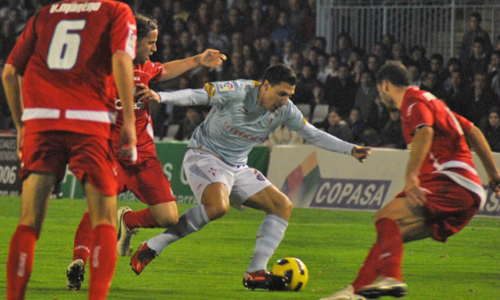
268, 145, 500, 217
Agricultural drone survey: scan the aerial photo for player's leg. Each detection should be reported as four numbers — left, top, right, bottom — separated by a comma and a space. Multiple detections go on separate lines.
85, 181, 117, 300
354, 196, 431, 299
7, 172, 55, 300
67, 207, 91, 290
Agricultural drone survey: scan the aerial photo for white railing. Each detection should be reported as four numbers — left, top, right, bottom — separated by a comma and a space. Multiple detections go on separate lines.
317, 0, 500, 59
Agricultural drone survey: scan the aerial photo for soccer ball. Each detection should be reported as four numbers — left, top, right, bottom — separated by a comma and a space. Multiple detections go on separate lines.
271, 257, 309, 291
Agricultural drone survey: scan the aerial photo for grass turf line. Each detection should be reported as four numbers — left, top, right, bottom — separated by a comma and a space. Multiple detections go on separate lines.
0, 197, 499, 299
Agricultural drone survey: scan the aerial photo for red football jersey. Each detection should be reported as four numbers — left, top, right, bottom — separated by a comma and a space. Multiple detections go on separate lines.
400, 87, 483, 190
6, 0, 136, 138
113, 60, 163, 163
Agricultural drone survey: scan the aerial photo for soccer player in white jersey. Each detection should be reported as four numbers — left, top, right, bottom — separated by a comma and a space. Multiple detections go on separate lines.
130, 64, 371, 290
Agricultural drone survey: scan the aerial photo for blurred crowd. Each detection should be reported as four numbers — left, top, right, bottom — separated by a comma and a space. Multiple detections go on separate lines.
1, 1, 499, 152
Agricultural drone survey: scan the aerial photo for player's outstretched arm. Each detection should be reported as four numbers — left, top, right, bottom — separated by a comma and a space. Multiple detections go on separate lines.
159, 49, 226, 81
465, 125, 500, 195
296, 123, 370, 162
2, 64, 24, 158
156, 88, 210, 106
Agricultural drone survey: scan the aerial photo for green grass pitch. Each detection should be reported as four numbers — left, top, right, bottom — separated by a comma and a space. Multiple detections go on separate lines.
1, 197, 499, 300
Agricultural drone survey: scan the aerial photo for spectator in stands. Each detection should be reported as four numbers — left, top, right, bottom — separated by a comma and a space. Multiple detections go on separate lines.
444, 70, 470, 117
323, 63, 357, 118
464, 71, 500, 125
486, 50, 500, 89
223, 51, 245, 80
230, 32, 244, 54
290, 51, 304, 76
244, 8, 270, 44
429, 53, 447, 89
460, 12, 493, 69
381, 34, 395, 57
407, 62, 423, 88
208, 18, 230, 54
346, 107, 367, 143
326, 107, 354, 142
316, 52, 330, 84
225, 8, 243, 36
288, 0, 306, 35
465, 37, 490, 80
189, 1, 211, 31
270, 11, 300, 49
175, 107, 203, 141
256, 37, 276, 67
172, 0, 189, 22
373, 42, 389, 64
391, 42, 410, 65
293, 63, 317, 105
336, 32, 354, 63
379, 108, 406, 149
282, 40, 295, 67
420, 71, 447, 100
366, 95, 390, 134
367, 54, 381, 73
242, 43, 258, 64
324, 54, 340, 80
352, 59, 367, 84
481, 108, 500, 152
265, 2, 280, 31
243, 59, 260, 80
347, 47, 363, 71
442, 57, 462, 92
312, 36, 328, 55
353, 70, 378, 122
409, 45, 429, 72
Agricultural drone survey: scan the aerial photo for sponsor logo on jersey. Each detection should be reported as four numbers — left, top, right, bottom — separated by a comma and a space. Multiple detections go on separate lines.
310, 178, 391, 210
254, 169, 265, 181
217, 82, 235, 92
223, 122, 265, 142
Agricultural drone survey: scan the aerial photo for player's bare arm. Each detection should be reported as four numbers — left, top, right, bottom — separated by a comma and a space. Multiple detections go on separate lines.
159, 49, 226, 81
112, 51, 137, 159
405, 125, 433, 204
465, 125, 500, 195
2, 64, 24, 159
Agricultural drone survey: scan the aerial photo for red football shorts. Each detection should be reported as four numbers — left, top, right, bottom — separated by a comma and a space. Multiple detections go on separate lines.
20, 131, 118, 196
396, 173, 480, 242
116, 157, 176, 204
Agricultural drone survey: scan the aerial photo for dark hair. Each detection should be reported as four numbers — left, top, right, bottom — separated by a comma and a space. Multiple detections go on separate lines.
410, 45, 426, 57
470, 12, 482, 23
430, 53, 444, 65
135, 14, 158, 40
376, 61, 410, 86
262, 64, 297, 86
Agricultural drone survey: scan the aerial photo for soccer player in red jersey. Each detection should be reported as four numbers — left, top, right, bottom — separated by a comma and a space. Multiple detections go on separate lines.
321, 61, 500, 300
66, 14, 226, 290
2, 1, 137, 300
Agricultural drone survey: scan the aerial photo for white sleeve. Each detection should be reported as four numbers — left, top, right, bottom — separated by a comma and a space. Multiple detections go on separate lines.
296, 123, 355, 155
158, 88, 210, 106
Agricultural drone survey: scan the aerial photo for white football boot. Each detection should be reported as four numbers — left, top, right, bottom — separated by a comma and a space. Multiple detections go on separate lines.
358, 277, 407, 299
320, 285, 366, 300
117, 206, 138, 256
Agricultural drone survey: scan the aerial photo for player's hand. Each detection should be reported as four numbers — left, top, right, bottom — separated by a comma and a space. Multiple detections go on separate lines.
488, 174, 500, 196
405, 175, 426, 204
199, 49, 227, 68
118, 122, 137, 163
352, 145, 371, 163
135, 83, 160, 103
16, 124, 24, 160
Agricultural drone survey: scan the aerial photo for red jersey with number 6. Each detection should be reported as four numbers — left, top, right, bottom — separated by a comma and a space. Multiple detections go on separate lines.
6, 0, 136, 138
400, 86, 484, 197
112, 60, 163, 163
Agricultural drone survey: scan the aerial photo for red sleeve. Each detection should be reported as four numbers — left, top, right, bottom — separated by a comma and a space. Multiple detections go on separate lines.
406, 100, 434, 134
5, 13, 37, 74
150, 62, 164, 83
110, 3, 136, 59
453, 111, 473, 133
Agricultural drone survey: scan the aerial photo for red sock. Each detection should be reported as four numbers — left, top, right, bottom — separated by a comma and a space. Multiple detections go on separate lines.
375, 218, 403, 281
352, 242, 381, 292
7, 225, 39, 300
123, 208, 160, 229
73, 212, 93, 265
89, 224, 117, 300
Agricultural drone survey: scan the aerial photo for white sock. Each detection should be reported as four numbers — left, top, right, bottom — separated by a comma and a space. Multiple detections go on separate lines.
147, 205, 210, 254
246, 214, 288, 272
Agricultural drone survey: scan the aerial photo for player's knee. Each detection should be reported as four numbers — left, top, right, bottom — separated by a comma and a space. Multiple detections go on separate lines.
204, 200, 230, 220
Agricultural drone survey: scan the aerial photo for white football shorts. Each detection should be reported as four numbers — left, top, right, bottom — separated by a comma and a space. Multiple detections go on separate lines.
183, 149, 272, 210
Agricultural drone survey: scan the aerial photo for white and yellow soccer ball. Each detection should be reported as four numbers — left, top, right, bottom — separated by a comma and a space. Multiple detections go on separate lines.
271, 257, 309, 291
